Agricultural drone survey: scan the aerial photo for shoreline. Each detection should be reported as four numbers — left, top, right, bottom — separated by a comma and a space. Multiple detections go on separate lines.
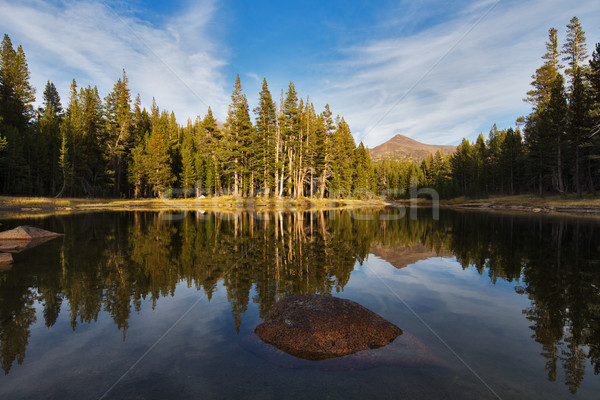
1, 195, 599, 218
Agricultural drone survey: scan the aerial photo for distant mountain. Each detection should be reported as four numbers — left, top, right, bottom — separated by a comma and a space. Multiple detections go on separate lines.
369, 134, 457, 162
369, 242, 450, 270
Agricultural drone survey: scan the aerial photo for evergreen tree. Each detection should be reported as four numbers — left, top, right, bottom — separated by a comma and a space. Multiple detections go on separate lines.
0, 34, 36, 193
499, 128, 524, 195
129, 139, 147, 198
254, 78, 277, 197
545, 75, 569, 196
42, 81, 62, 115
486, 124, 505, 194
200, 107, 222, 196
568, 70, 590, 197
473, 133, 487, 197
588, 43, 600, 193
329, 117, 355, 198
352, 142, 374, 197
145, 121, 174, 196
526, 28, 562, 108
280, 82, 300, 197
563, 17, 588, 85
34, 81, 63, 195
179, 120, 196, 197
316, 104, 335, 198
225, 75, 253, 197
56, 80, 78, 197
450, 138, 473, 197
104, 70, 133, 196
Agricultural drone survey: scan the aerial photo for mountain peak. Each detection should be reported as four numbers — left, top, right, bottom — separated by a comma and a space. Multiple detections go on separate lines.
369, 134, 456, 162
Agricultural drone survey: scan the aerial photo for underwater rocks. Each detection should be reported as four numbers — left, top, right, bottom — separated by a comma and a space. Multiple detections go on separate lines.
254, 294, 402, 360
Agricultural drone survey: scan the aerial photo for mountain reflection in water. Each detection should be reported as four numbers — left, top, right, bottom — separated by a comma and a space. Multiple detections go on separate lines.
0, 208, 598, 394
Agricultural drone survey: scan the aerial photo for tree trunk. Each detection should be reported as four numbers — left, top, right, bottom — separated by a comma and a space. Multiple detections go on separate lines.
510, 165, 514, 196
557, 140, 566, 198
234, 170, 239, 197
575, 144, 581, 198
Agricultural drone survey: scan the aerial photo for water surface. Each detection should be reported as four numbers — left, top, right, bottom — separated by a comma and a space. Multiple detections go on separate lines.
0, 208, 599, 399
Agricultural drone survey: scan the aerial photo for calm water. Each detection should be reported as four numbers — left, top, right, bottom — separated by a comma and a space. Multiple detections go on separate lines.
0, 208, 599, 399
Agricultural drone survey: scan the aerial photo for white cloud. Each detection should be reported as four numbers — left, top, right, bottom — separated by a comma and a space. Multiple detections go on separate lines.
245, 72, 260, 82
317, 0, 600, 147
0, 0, 229, 122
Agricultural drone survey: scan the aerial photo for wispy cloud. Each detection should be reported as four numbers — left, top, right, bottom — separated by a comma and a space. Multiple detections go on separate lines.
0, 0, 229, 121
318, 0, 600, 147
245, 72, 260, 82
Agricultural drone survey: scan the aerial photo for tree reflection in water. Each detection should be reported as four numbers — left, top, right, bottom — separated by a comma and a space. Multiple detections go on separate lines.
0, 208, 598, 393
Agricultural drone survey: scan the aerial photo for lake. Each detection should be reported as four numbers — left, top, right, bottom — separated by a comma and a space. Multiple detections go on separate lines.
0, 207, 599, 399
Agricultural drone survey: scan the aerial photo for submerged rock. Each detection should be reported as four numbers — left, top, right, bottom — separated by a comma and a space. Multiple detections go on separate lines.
0, 252, 13, 266
240, 329, 444, 371
0, 225, 63, 241
254, 294, 402, 361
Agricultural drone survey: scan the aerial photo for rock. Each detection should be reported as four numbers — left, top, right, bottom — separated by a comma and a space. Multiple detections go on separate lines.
0, 243, 27, 252
0, 226, 63, 253
240, 329, 444, 371
254, 294, 403, 360
0, 252, 13, 266
0, 225, 63, 240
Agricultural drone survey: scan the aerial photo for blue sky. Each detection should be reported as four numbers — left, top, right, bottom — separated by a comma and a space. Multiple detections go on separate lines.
2, 0, 600, 147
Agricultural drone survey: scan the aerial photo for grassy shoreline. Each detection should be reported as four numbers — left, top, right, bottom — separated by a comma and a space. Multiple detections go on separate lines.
1, 194, 599, 218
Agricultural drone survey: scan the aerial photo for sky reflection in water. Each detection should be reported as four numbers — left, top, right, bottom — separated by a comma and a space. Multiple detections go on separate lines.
0, 208, 599, 399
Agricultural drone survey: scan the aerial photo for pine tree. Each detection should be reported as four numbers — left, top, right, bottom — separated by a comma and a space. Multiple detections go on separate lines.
129, 139, 147, 198
280, 82, 300, 197
254, 78, 277, 197
225, 75, 253, 197
485, 124, 505, 194
200, 107, 222, 196
588, 43, 600, 193
450, 138, 473, 197
526, 28, 562, 108
545, 75, 569, 196
352, 142, 375, 198
35, 81, 63, 194
473, 133, 487, 197
42, 81, 62, 115
329, 117, 355, 198
145, 122, 174, 196
104, 70, 133, 196
78, 85, 106, 196
0, 34, 36, 193
56, 80, 79, 197
500, 128, 524, 195
524, 111, 553, 196
179, 121, 196, 197
316, 104, 335, 198
568, 69, 590, 197
563, 17, 588, 85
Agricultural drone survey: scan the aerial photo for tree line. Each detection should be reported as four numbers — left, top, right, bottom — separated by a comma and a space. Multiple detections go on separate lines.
1, 17, 599, 200
373, 16, 600, 200
0, 34, 374, 199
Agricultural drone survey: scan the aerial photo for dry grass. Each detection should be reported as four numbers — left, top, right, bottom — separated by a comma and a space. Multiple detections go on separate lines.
445, 194, 600, 208
0, 195, 387, 215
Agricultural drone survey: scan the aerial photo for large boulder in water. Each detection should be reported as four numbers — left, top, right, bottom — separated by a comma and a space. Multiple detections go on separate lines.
254, 294, 402, 360
0, 225, 62, 240
0, 226, 63, 253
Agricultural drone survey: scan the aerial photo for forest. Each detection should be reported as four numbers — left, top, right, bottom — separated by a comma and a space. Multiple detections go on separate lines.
0, 16, 599, 200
